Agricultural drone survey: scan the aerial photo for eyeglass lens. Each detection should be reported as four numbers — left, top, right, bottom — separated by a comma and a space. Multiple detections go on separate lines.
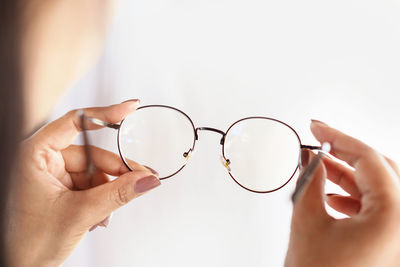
118, 106, 196, 179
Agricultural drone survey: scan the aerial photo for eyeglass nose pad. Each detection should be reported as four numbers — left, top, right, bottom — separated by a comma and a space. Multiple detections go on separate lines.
183, 149, 194, 162
220, 156, 231, 172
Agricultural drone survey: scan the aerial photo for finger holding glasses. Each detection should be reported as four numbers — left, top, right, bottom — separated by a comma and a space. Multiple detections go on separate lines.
285, 120, 400, 267
8, 100, 161, 267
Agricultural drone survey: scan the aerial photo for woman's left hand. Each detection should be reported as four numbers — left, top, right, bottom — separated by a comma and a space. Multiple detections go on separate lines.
6, 100, 160, 267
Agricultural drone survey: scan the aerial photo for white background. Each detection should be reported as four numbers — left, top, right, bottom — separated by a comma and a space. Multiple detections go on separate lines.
52, 0, 400, 266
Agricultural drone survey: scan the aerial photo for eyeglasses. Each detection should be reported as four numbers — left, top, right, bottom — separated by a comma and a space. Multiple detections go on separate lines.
83, 105, 321, 193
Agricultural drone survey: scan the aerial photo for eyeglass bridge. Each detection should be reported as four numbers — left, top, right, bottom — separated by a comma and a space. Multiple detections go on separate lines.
192, 127, 232, 172
195, 127, 226, 145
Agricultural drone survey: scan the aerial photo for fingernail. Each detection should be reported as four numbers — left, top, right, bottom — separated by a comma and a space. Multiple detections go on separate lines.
134, 175, 161, 194
99, 216, 111, 228
326, 193, 338, 197
89, 225, 98, 232
300, 149, 310, 169
122, 99, 140, 104
311, 119, 328, 126
143, 165, 159, 176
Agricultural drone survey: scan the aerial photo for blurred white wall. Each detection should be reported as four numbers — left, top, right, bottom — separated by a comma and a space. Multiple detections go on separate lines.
53, 0, 400, 266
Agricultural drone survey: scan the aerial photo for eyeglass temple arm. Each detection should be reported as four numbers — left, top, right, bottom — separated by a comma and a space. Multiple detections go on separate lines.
83, 116, 121, 130
300, 145, 322, 150
298, 144, 323, 170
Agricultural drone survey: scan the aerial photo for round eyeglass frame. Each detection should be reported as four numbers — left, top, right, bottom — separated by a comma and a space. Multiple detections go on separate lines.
117, 105, 198, 180
222, 117, 302, 193
115, 105, 318, 194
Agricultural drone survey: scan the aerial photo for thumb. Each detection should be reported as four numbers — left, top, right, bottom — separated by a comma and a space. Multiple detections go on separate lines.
292, 153, 330, 225
78, 171, 160, 225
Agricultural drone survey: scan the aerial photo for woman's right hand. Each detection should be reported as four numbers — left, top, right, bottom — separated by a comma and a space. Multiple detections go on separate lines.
7, 100, 161, 267
285, 121, 400, 267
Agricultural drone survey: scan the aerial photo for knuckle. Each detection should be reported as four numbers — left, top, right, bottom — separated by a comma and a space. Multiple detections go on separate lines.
113, 186, 130, 207
357, 147, 380, 166
20, 140, 47, 172
66, 109, 82, 129
360, 145, 376, 157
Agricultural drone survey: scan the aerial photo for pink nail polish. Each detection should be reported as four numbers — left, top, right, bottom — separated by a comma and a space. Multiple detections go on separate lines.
326, 193, 338, 197
89, 225, 98, 232
99, 216, 111, 228
122, 99, 140, 104
134, 175, 161, 194
300, 149, 310, 169
311, 119, 328, 126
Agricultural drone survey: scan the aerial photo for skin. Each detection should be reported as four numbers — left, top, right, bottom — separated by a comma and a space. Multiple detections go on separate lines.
9, 0, 400, 266
8, 1, 161, 266
7, 102, 161, 267
285, 121, 400, 267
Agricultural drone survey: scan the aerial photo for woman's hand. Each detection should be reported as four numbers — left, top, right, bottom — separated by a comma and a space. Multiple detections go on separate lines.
285, 121, 400, 267
6, 100, 160, 267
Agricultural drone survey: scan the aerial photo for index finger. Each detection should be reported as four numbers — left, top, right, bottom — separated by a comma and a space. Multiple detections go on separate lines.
310, 120, 373, 167
310, 120, 399, 201
32, 100, 140, 151
62, 145, 149, 176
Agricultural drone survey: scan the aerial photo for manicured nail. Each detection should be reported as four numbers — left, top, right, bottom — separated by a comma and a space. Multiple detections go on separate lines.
121, 99, 141, 111
99, 215, 111, 228
300, 149, 310, 169
122, 99, 140, 104
134, 175, 161, 194
89, 225, 98, 232
143, 165, 159, 176
311, 119, 328, 126
326, 193, 338, 197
